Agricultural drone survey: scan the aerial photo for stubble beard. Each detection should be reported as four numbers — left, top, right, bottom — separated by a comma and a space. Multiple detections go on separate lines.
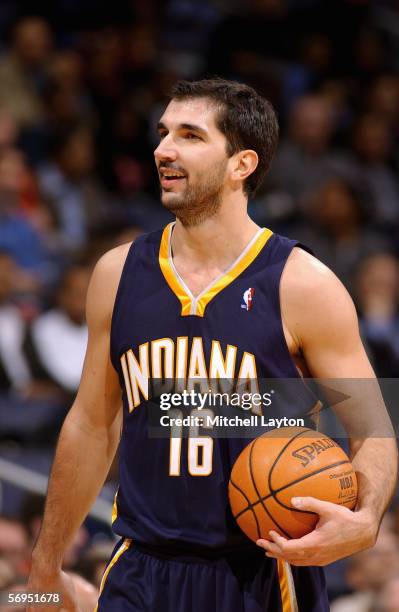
160, 159, 228, 227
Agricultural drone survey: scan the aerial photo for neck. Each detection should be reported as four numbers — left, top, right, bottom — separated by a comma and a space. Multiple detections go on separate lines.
171, 194, 261, 266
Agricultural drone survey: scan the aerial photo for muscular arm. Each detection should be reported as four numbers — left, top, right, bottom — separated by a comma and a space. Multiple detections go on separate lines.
281, 248, 397, 529
258, 248, 397, 565
31, 243, 130, 575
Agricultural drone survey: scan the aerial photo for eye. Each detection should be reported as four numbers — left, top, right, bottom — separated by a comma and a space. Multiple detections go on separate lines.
184, 132, 200, 140
158, 130, 168, 140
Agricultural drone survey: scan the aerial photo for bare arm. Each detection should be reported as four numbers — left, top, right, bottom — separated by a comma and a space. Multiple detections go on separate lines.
283, 248, 398, 526
30, 243, 130, 576
258, 248, 398, 564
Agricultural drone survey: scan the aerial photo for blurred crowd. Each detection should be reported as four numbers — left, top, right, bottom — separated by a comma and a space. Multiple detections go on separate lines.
0, 0, 399, 609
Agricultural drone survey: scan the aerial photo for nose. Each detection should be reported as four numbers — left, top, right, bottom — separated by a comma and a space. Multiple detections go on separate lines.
154, 134, 178, 164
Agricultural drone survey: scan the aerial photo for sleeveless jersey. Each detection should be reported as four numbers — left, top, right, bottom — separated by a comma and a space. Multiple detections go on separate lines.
110, 223, 316, 555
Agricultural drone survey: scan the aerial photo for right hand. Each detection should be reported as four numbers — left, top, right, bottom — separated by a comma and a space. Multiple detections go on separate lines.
27, 567, 80, 612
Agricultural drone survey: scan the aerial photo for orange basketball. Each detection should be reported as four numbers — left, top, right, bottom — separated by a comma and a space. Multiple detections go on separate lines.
228, 426, 358, 542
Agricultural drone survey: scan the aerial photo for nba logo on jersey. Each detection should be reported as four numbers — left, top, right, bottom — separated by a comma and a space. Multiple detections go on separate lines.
241, 288, 255, 311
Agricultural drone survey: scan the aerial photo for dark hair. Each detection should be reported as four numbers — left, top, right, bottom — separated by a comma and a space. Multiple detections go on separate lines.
49, 121, 91, 158
170, 77, 279, 197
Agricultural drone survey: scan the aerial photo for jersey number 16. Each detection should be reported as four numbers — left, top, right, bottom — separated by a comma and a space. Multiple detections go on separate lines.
169, 409, 214, 476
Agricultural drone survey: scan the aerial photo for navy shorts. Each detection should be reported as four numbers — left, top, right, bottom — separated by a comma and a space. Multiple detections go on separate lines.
95, 539, 329, 612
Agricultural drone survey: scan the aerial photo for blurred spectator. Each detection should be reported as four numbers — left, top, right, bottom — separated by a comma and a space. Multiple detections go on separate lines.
42, 50, 95, 132
83, 27, 125, 111
0, 516, 29, 577
0, 16, 53, 129
0, 251, 31, 392
338, 113, 399, 229
47, 51, 83, 92
350, 26, 388, 86
279, 31, 334, 117
37, 122, 109, 250
331, 527, 399, 612
0, 556, 15, 589
97, 97, 153, 196
264, 94, 341, 217
0, 148, 60, 290
24, 262, 91, 397
207, 0, 301, 80
365, 74, 399, 131
0, 105, 18, 150
289, 178, 389, 290
354, 252, 399, 377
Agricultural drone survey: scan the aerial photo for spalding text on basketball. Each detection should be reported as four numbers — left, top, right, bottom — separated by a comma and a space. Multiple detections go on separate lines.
292, 438, 340, 467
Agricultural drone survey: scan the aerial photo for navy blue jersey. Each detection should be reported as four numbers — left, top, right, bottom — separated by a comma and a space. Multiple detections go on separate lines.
110, 223, 316, 554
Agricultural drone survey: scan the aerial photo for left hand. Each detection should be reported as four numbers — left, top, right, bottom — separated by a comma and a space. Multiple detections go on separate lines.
256, 496, 378, 566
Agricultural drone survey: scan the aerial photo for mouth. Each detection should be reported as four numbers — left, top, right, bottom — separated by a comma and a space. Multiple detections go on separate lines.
159, 168, 187, 189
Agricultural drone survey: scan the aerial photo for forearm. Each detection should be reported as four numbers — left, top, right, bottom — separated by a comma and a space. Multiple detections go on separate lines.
350, 436, 398, 525
32, 411, 119, 572
328, 378, 398, 526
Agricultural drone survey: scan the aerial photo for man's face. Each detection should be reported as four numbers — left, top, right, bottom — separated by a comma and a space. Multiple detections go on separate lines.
154, 98, 230, 226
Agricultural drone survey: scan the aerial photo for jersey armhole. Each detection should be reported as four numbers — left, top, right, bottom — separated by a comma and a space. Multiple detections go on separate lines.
276, 242, 313, 378
276, 242, 321, 419
109, 240, 137, 372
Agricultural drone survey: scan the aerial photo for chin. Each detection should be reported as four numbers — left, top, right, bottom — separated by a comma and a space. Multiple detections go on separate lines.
161, 193, 184, 211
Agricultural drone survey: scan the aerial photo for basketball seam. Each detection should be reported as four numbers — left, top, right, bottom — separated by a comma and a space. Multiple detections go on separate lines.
268, 428, 313, 499
249, 438, 293, 539
270, 459, 352, 512
232, 430, 311, 523
268, 429, 342, 514
233, 459, 351, 520
229, 477, 261, 540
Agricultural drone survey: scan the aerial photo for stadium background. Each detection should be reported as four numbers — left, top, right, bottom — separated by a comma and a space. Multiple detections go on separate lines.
0, 0, 399, 609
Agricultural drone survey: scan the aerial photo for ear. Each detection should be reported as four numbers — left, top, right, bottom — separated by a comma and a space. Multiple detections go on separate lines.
230, 150, 258, 186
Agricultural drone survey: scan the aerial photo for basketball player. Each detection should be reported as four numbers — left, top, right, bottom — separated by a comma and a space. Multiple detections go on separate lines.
28, 79, 397, 611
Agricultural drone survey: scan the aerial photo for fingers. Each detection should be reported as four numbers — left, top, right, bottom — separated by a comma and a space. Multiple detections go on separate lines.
291, 496, 336, 514
256, 533, 326, 566
255, 499, 339, 565
258, 532, 308, 558
257, 527, 323, 561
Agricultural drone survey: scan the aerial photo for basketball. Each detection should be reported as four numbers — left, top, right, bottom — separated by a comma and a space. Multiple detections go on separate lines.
228, 427, 358, 542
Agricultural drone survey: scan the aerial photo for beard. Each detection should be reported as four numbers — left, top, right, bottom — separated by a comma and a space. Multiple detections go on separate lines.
160, 158, 228, 227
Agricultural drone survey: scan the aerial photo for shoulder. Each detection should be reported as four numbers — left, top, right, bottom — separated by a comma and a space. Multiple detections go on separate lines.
281, 247, 359, 347
93, 242, 132, 277
282, 246, 353, 304
91, 227, 161, 288
86, 242, 133, 328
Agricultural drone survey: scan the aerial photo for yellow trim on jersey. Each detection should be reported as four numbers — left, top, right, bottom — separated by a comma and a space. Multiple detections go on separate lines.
195, 228, 273, 316
277, 559, 298, 612
94, 538, 131, 611
111, 488, 118, 524
159, 223, 273, 317
159, 223, 192, 316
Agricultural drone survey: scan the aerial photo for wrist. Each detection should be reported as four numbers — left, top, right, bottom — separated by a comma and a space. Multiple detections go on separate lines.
31, 549, 63, 577
355, 508, 379, 547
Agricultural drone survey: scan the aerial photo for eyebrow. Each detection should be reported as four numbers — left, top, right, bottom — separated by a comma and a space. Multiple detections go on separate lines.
157, 121, 208, 136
